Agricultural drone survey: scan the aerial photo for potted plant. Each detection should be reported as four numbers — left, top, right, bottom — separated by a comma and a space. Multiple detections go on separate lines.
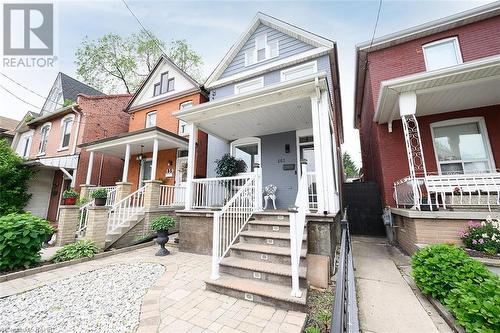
90, 188, 108, 206
62, 189, 79, 205
215, 153, 247, 177
150, 216, 176, 256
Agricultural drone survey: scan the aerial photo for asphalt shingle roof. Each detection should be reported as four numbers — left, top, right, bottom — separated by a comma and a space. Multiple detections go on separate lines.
59, 73, 104, 102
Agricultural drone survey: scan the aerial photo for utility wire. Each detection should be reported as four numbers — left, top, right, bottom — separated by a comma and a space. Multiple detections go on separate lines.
368, 0, 383, 51
0, 83, 43, 110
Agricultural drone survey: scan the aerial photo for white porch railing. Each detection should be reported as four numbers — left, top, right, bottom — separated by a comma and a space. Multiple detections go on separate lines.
394, 172, 500, 211
211, 174, 258, 279
107, 186, 145, 233
159, 185, 186, 207
77, 187, 117, 237
192, 174, 254, 209
289, 163, 309, 297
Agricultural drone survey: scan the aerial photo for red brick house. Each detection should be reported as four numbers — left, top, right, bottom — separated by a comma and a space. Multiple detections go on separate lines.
354, 3, 500, 253
16, 73, 131, 222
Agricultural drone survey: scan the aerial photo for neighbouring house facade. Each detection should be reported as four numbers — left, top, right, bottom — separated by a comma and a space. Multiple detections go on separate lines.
354, 3, 500, 254
0, 115, 19, 145
13, 72, 131, 222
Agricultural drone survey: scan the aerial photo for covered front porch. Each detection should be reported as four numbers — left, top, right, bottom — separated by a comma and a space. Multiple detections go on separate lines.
376, 55, 500, 211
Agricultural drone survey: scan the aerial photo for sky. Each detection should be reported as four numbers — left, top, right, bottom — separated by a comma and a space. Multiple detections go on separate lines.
0, 0, 495, 168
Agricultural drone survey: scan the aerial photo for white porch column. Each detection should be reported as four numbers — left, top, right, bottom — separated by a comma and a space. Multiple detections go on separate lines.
311, 96, 325, 213
185, 123, 197, 209
122, 144, 131, 182
399, 92, 427, 210
318, 90, 336, 213
151, 138, 159, 180
86, 151, 94, 185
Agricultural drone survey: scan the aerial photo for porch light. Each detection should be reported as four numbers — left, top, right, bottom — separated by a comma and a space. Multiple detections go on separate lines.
136, 145, 145, 162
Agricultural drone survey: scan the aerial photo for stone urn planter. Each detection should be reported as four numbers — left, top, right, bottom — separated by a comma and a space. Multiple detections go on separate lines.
150, 216, 176, 256
155, 230, 170, 256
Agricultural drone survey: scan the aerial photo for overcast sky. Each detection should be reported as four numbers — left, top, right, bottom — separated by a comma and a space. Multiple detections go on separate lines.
0, 0, 495, 167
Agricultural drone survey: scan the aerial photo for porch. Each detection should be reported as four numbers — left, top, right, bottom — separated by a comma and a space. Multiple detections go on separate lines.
376, 55, 500, 212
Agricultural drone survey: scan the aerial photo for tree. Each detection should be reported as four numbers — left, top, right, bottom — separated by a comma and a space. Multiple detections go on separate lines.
343, 152, 359, 178
75, 31, 203, 94
0, 139, 37, 216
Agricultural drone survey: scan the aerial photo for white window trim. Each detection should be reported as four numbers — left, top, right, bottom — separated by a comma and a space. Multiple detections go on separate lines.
244, 33, 279, 67
180, 101, 193, 109
21, 135, 32, 158
295, 128, 314, 182
280, 61, 318, 82
146, 111, 157, 128
234, 77, 264, 95
430, 117, 495, 174
58, 114, 75, 150
37, 122, 52, 156
230, 137, 262, 172
139, 158, 153, 185
422, 37, 463, 71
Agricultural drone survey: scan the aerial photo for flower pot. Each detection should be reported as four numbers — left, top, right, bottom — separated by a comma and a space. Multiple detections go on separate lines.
63, 197, 77, 205
155, 229, 170, 256
94, 197, 107, 206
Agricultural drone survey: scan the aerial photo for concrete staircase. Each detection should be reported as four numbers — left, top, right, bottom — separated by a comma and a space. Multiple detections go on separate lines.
104, 212, 145, 249
205, 212, 308, 311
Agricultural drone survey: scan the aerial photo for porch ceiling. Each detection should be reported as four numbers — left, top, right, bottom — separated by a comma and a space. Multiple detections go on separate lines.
376, 55, 500, 124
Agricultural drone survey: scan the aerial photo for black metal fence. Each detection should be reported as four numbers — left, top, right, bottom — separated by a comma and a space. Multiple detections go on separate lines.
331, 209, 360, 333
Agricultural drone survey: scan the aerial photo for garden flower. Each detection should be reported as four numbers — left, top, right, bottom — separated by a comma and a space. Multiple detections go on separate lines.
478, 239, 484, 244
482, 233, 489, 238
472, 239, 477, 245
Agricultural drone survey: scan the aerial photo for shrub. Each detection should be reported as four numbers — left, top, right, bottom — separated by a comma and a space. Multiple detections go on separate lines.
62, 189, 79, 199
0, 213, 54, 270
460, 217, 500, 255
215, 154, 247, 177
51, 240, 99, 263
150, 216, 176, 231
412, 244, 492, 300
90, 188, 108, 199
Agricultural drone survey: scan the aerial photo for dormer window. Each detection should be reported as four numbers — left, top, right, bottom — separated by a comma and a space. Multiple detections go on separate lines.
422, 37, 462, 71
153, 72, 175, 96
245, 34, 279, 66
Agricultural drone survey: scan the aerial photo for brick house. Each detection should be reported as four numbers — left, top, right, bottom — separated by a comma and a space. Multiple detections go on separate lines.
354, 3, 500, 253
13, 72, 131, 222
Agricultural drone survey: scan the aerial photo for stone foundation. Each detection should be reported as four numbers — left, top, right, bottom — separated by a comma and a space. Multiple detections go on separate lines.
177, 210, 215, 255
306, 214, 339, 275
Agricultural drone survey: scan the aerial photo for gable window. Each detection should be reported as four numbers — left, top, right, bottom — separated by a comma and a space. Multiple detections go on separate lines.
153, 72, 175, 96
423, 37, 462, 71
38, 123, 51, 155
281, 61, 318, 81
431, 118, 494, 174
245, 34, 279, 66
160, 73, 169, 94
153, 83, 161, 96
178, 101, 193, 136
146, 111, 157, 128
60, 115, 74, 149
167, 78, 175, 92
234, 77, 264, 94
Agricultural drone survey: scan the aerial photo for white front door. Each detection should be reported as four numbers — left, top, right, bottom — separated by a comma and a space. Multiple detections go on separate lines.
140, 159, 153, 187
176, 157, 188, 186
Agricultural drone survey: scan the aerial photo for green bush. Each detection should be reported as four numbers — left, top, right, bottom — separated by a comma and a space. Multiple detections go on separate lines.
460, 218, 500, 255
52, 240, 99, 263
150, 216, 176, 231
412, 244, 500, 332
62, 189, 79, 199
215, 153, 247, 177
90, 188, 108, 199
0, 213, 54, 270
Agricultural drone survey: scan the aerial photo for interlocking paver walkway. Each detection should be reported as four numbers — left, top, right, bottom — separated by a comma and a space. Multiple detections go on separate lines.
0, 245, 306, 333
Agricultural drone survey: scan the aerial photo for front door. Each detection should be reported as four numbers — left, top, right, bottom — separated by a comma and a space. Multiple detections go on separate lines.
140, 160, 152, 187
300, 143, 317, 209
175, 157, 188, 187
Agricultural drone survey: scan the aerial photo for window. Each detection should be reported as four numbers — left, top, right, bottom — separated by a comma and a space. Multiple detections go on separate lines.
167, 78, 175, 92
146, 112, 157, 128
180, 101, 193, 110
153, 83, 161, 96
234, 77, 264, 94
178, 101, 193, 136
60, 115, 74, 149
281, 61, 318, 81
153, 72, 174, 96
230, 137, 261, 172
38, 123, 51, 154
160, 73, 169, 94
423, 37, 462, 71
431, 118, 493, 174
21, 136, 32, 158
244, 34, 279, 66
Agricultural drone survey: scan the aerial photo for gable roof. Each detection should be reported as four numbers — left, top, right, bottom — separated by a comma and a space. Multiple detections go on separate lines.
59, 72, 104, 102
13, 111, 39, 134
0, 115, 19, 133
124, 55, 202, 112
205, 12, 334, 88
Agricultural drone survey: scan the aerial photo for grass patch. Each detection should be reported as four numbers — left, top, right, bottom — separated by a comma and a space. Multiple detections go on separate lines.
305, 284, 335, 333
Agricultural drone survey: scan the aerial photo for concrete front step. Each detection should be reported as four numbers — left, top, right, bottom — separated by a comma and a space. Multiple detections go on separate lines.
239, 230, 307, 247
251, 212, 289, 222
219, 257, 307, 287
247, 220, 291, 233
205, 275, 307, 312
230, 243, 307, 266
105, 213, 144, 248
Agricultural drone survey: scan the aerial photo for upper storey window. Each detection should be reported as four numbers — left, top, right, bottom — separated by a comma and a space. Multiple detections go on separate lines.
146, 111, 157, 128
245, 34, 279, 66
60, 115, 74, 149
38, 123, 51, 155
422, 37, 462, 71
153, 72, 175, 96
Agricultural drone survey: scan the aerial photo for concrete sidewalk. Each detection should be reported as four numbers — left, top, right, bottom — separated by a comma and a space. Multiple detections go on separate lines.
352, 236, 452, 333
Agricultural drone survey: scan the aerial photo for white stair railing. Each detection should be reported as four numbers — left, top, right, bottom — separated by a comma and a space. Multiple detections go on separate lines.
289, 163, 310, 297
107, 186, 145, 234
77, 187, 117, 237
159, 185, 186, 207
211, 173, 258, 280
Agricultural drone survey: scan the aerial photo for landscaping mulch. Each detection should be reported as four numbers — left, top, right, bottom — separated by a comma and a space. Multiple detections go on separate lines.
463, 248, 500, 259
305, 283, 335, 333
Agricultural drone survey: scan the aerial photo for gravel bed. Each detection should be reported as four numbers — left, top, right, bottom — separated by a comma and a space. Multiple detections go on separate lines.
0, 263, 165, 333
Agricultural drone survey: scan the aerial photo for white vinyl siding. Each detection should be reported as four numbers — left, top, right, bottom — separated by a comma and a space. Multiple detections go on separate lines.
234, 77, 264, 94
244, 33, 279, 66
280, 61, 318, 81
423, 37, 462, 71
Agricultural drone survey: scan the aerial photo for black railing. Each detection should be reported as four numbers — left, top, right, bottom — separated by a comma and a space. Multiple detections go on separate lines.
331, 208, 359, 333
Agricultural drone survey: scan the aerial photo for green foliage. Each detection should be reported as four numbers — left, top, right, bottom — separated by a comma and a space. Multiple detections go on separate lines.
0, 213, 54, 270
215, 154, 247, 177
24, 114, 35, 123
75, 31, 203, 94
342, 152, 359, 178
304, 326, 321, 333
90, 188, 108, 199
412, 244, 500, 332
0, 139, 37, 216
52, 240, 99, 263
76, 196, 89, 206
150, 216, 176, 231
460, 218, 500, 255
63, 99, 74, 107
62, 189, 79, 199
